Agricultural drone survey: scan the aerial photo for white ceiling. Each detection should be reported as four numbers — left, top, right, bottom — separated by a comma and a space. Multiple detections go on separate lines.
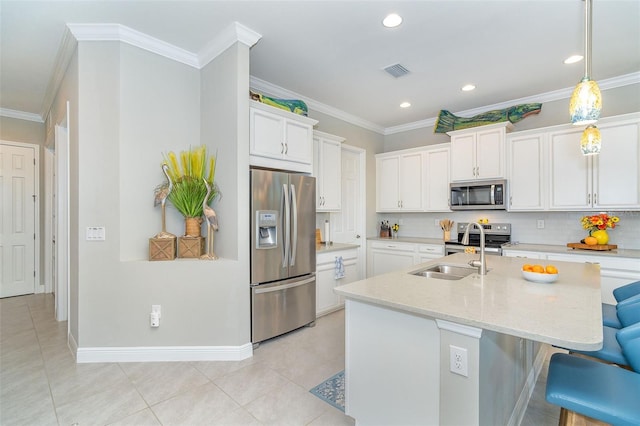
1, 1, 639, 133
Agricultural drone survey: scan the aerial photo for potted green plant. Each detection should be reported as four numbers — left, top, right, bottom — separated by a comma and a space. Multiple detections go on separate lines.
161, 145, 218, 237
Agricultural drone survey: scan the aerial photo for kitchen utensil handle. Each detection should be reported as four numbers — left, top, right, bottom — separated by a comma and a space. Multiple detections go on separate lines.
282, 184, 290, 268
290, 184, 297, 266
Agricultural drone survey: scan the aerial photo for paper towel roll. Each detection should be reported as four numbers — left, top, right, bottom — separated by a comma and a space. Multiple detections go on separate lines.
324, 221, 330, 245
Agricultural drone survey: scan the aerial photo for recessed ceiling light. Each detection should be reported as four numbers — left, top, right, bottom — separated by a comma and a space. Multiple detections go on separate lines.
383, 13, 403, 28
400, 102, 411, 108
461, 84, 476, 92
564, 55, 584, 64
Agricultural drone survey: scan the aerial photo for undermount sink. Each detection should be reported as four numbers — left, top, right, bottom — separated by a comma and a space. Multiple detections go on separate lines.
410, 264, 480, 281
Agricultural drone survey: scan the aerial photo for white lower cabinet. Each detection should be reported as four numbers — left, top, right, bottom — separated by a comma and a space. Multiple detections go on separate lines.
368, 241, 444, 277
316, 248, 358, 316
503, 249, 640, 304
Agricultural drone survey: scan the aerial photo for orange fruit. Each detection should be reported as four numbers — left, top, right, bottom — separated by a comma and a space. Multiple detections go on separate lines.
531, 265, 545, 273
545, 265, 558, 274
584, 236, 598, 246
522, 264, 534, 272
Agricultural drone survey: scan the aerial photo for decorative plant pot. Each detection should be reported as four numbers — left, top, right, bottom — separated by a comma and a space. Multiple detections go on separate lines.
590, 229, 609, 245
185, 217, 202, 237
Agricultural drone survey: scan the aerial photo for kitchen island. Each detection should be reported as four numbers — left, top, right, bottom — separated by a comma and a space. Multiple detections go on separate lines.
334, 253, 602, 426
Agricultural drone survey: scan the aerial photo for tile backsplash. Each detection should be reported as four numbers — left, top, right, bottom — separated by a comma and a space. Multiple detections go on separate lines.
376, 211, 640, 250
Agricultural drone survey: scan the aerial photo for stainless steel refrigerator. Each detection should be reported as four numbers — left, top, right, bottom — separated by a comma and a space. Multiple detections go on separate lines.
250, 169, 316, 345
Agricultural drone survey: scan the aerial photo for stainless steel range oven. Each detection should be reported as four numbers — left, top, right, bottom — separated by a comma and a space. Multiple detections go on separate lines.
444, 223, 511, 256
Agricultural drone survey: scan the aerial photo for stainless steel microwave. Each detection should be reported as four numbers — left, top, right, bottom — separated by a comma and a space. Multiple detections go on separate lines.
449, 179, 507, 210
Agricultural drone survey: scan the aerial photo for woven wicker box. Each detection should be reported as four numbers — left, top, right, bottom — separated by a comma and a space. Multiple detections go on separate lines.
178, 236, 204, 258
149, 237, 176, 261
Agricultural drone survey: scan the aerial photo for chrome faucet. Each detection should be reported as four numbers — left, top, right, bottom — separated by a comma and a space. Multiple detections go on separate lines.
461, 222, 487, 275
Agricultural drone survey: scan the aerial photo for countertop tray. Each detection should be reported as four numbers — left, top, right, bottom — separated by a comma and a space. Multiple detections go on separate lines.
567, 243, 618, 251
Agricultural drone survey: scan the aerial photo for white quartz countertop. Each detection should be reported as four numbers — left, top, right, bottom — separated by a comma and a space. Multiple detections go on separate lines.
316, 242, 359, 254
334, 253, 603, 350
502, 243, 640, 259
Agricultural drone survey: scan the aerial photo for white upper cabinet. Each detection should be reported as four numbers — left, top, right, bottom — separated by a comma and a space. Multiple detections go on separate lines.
449, 122, 512, 181
423, 144, 451, 211
593, 119, 640, 209
507, 132, 546, 211
376, 150, 423, 212
548, 115, 640, 210
249, 100, 318, 173
313, 131, 344, 211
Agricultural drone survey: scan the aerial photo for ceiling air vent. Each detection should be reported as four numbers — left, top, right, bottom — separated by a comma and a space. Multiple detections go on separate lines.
384, 63, 410, 78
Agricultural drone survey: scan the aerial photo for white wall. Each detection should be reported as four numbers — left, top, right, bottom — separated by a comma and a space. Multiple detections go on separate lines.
50, 39, 253, 349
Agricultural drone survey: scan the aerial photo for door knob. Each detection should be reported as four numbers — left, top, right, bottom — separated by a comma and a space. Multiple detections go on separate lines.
356, 235, 361, 238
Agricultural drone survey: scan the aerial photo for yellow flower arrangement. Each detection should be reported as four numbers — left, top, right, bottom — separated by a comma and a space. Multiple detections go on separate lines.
162, 145, 218, 218
391, 223, 399, 233
580, 213, 619, 233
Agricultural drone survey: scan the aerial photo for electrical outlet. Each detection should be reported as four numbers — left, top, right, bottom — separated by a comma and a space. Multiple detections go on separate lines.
537, 219, 545, 229
150, 305, 161, 328
399, 219, 404, 225
435, 219, 440, 227
449, 345, 468, 377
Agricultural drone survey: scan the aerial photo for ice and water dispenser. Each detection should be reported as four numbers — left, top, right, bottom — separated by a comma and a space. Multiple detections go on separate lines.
256, 210, 278, 249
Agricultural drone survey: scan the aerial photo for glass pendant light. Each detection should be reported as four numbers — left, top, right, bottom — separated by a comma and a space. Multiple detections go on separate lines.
580, 125, 601, 155
569, 0, 602, 125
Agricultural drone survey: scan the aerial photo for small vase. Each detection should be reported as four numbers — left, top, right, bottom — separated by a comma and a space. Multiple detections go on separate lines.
590, 229, 609, 245
185, 217, 202, 237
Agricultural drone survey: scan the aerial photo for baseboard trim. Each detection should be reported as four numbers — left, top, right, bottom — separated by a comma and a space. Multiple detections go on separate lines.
75, 343, 253, 363
507, 343, 548, 426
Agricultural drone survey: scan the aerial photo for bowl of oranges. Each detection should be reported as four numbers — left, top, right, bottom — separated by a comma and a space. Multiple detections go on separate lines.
522, 264, 558, 283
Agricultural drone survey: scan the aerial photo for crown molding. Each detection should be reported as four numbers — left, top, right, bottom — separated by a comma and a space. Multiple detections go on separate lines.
67, 23, 199, 68
38, 26, 77, 120
37, 22, 260, 121
384, 71, 640, 135
250, 76, 385, 134
0, 108, 44, 123
199, 22, 261, 67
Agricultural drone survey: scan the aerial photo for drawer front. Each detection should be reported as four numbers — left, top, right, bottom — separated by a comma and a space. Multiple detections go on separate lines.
370, 241, 415, 252
418, 244, 444, 255
317, 248, 358, 265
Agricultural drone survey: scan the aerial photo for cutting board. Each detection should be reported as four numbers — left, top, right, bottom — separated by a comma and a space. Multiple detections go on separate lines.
567, 242, 618, 251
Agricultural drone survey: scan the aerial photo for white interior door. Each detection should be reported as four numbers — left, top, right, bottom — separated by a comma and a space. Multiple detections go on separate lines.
0, 142, 36, 297
331, 145, 366, 279
54, 124, 69, 321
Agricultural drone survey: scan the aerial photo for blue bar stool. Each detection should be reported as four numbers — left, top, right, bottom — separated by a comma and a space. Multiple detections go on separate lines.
545, 325, 640, 425
602, 281, 640, 328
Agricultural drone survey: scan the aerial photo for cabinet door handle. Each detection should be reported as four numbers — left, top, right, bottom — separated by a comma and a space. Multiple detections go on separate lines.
281, 142, 285, 154
284, 142, 288, 154
594, 193, 597, 205
588, 193, 591, 204
509, 196, 512, 207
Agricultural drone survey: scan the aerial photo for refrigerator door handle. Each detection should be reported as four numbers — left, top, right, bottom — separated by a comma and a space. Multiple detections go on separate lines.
253, 276, 315, 294
290, 184, 298, 266
282, 183, 290, 268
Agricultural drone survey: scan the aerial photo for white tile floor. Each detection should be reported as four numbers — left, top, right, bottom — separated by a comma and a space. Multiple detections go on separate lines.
0, 293, 560, 425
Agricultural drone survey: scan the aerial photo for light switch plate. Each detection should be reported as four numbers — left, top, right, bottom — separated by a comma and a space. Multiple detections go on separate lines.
86, 226, 106, 241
